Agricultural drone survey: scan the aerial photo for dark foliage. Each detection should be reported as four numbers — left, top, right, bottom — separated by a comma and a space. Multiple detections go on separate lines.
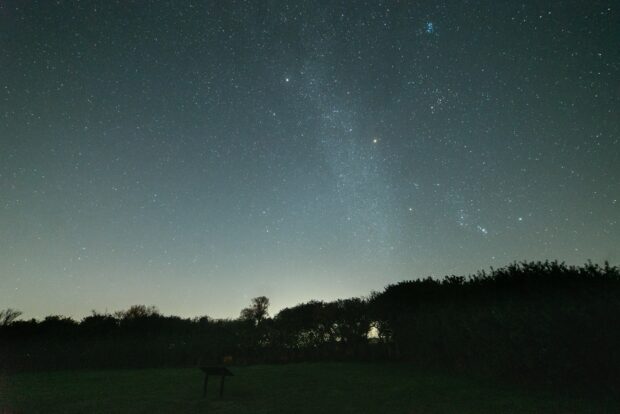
1, 261, 618, 395
369, 261, 620, 395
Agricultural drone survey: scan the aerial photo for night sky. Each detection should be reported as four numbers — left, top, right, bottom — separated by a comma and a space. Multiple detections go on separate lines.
1, 1, 618, 319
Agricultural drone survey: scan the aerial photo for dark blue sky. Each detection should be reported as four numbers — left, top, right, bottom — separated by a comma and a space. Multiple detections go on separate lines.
1, 0, 618, 319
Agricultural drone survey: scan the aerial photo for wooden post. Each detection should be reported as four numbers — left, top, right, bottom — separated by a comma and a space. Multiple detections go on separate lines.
219, 375, 225, 397
203, 374, 209, 397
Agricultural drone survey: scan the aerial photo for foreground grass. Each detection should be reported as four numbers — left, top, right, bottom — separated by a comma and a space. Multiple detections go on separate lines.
1, 362, 617, 413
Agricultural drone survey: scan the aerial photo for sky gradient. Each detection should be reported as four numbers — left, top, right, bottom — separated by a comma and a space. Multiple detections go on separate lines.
1, 0, 618, 319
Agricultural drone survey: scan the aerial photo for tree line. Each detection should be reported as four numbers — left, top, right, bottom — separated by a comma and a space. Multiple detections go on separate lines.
1, 260, 619, 395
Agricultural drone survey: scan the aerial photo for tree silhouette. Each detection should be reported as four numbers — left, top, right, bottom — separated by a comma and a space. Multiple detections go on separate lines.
240, 296, 270, 326
115, 305, 159, 320
2, 262, 619, 395
0, 308, 22, 326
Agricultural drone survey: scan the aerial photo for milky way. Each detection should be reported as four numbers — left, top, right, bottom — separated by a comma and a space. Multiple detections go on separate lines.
1, 1, 618, 319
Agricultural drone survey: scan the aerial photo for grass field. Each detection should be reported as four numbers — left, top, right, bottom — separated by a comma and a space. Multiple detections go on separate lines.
1, 362, 617, 413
